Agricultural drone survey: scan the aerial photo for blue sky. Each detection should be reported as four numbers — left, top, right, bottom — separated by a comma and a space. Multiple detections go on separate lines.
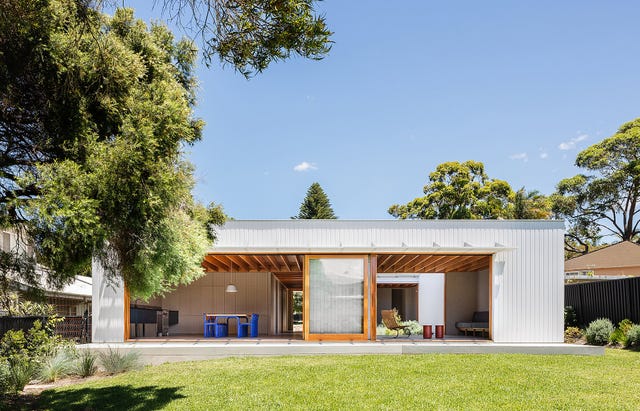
121, 1, 640, 219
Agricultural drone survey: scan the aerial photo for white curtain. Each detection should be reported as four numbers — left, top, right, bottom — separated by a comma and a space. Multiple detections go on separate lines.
309, 258, 364, 334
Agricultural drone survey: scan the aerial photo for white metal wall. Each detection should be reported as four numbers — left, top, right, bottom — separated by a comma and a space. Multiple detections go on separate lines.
91, 258, 125, 343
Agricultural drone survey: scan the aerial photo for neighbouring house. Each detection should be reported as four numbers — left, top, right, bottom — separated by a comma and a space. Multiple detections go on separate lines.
564, 241, 640, 282
92, 220, 565, 343
1, 230, 92, 316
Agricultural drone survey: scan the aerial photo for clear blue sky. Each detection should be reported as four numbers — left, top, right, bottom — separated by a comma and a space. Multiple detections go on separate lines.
120, 1, 640, 219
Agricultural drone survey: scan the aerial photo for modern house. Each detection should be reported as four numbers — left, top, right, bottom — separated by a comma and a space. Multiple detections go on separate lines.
564, 241, 640, 282
92, 220, 565, 344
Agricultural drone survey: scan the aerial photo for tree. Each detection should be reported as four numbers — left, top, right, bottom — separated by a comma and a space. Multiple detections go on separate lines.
100, 0, 333, 78
552, 118, 640, 254
293, 182, 337, 219
513, 188, 552, 220
1, 1, 213, 299
388, 161, 514, 219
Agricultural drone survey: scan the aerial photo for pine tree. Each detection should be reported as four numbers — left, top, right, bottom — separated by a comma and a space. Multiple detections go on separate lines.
293, 183, 337, 219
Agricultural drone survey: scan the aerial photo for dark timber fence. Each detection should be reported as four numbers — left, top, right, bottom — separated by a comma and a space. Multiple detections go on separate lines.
0, 315, 91, 343
565, 277, 640, 326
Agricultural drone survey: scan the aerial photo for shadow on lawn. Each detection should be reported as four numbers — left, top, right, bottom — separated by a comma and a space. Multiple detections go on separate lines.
36, 384, 185, 411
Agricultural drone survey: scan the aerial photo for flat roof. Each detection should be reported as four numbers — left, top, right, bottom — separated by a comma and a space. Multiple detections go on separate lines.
209, 219, 563, 253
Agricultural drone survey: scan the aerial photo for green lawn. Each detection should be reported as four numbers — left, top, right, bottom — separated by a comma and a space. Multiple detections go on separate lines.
33, 350, 640, 410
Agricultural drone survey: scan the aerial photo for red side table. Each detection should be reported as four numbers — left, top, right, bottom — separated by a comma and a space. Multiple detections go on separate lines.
422, 325, 433, 339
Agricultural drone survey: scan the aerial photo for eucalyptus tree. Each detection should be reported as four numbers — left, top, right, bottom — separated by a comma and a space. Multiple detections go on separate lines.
388, 161, 514, 220
552, 118, 640, 254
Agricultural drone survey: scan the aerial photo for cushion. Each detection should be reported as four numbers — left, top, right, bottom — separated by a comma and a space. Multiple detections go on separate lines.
472, 311, 489, 322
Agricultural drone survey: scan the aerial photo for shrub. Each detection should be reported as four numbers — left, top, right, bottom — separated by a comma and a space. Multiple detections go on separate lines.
74, 350, 98, 377
624, 324, 640, 349
609, 328, 627, 346
0, 358, 10, 394
0, 317, 64, 360
39, 350, 74, 383
618, 319, 634, 335
5, 356, 36, 393
585, 318, 614, 345
564, 306, 578, 328
98, 348, 141, 374
564, 327, 583, 343
401, 320, 423, 336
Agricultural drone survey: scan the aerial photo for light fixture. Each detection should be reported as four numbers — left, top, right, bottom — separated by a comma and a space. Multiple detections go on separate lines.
225, 262, 238, 293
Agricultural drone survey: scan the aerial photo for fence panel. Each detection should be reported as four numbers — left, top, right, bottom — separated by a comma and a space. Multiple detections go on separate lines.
565, 277, 640, 326
0, 315, 91, 343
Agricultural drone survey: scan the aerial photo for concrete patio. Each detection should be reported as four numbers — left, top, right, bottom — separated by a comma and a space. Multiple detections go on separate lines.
79, 339, 604, 365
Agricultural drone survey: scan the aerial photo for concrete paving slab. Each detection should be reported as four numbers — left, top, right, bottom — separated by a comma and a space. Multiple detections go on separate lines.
78, 341, 604, 365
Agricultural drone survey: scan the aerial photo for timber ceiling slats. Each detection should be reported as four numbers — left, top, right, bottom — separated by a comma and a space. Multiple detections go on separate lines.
203, 253, 490, 274
203, 254, 303, 273
377, 254, 490, 274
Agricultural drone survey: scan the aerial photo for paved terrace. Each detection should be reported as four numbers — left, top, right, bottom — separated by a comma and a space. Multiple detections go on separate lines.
79, 339, 603, 365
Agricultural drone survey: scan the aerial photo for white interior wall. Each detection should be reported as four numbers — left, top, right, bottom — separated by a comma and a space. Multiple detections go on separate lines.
445, 271, 479, 334
477, 269, 490, 311
160, 272, 271, 335
418, 274, 445, 326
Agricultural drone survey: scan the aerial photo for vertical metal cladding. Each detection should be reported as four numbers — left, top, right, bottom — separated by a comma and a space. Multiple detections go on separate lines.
151, 220, 565, 343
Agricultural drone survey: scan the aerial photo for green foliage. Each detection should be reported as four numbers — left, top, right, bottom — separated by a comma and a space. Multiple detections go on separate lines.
1, 0, 211, 298
4, 356, 36, 393
0, 316, 65, 390
292, 291, 303, 315
74, 350, 98, 378
389, 161, 515, 219
155, 0, 333, 77
585, 318, 614, 345
564, 327, 583, 343
513, 188, 551, 219
293, 182, 337, 219
624, 324, 640, 349
401, 320, 423, 336
552, 118, 640, 251
38, 349, 75, 383
0, 318, 63, 360
618, 319, 634, 335
0, 357, 10, 394
0, 293, 56, 317
609, 328, 627, 346
98, 348, 142, 375
564, 306, 578, 328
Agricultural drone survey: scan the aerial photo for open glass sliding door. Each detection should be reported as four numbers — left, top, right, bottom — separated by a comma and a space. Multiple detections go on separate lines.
304, 256, 369, 340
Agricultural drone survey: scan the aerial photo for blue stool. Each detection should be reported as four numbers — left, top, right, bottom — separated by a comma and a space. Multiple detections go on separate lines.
214, 323, 228, 338
239, 313, 259, 338
203, 314, 215, 337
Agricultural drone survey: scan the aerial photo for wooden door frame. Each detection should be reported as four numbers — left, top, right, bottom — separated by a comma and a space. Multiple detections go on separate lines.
303, 254, 370, 341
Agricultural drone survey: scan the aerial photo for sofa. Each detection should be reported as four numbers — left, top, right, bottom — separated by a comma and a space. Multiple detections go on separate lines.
455, 311, 489, 337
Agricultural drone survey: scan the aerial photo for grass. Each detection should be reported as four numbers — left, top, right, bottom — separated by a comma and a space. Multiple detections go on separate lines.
32, 349, 640, 410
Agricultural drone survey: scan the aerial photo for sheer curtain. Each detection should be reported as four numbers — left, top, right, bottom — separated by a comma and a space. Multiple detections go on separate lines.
309, 258, 364, 334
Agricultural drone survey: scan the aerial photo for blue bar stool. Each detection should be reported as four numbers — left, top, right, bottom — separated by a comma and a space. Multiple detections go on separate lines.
239, 313, 259, 338
214, 322, 228, 338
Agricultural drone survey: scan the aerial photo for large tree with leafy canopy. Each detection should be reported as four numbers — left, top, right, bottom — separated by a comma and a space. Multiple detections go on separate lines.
552, 118, 640, 255
389, 161, 515, 220
0, 0, 219, 299
293, 182, 337, 219
98, 0, 333, 78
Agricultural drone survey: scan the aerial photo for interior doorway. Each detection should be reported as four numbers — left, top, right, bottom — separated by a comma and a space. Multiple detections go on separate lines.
292, 290, 303, 332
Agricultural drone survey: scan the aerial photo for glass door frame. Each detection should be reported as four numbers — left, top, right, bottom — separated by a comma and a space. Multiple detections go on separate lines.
303, 254, 370, 341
